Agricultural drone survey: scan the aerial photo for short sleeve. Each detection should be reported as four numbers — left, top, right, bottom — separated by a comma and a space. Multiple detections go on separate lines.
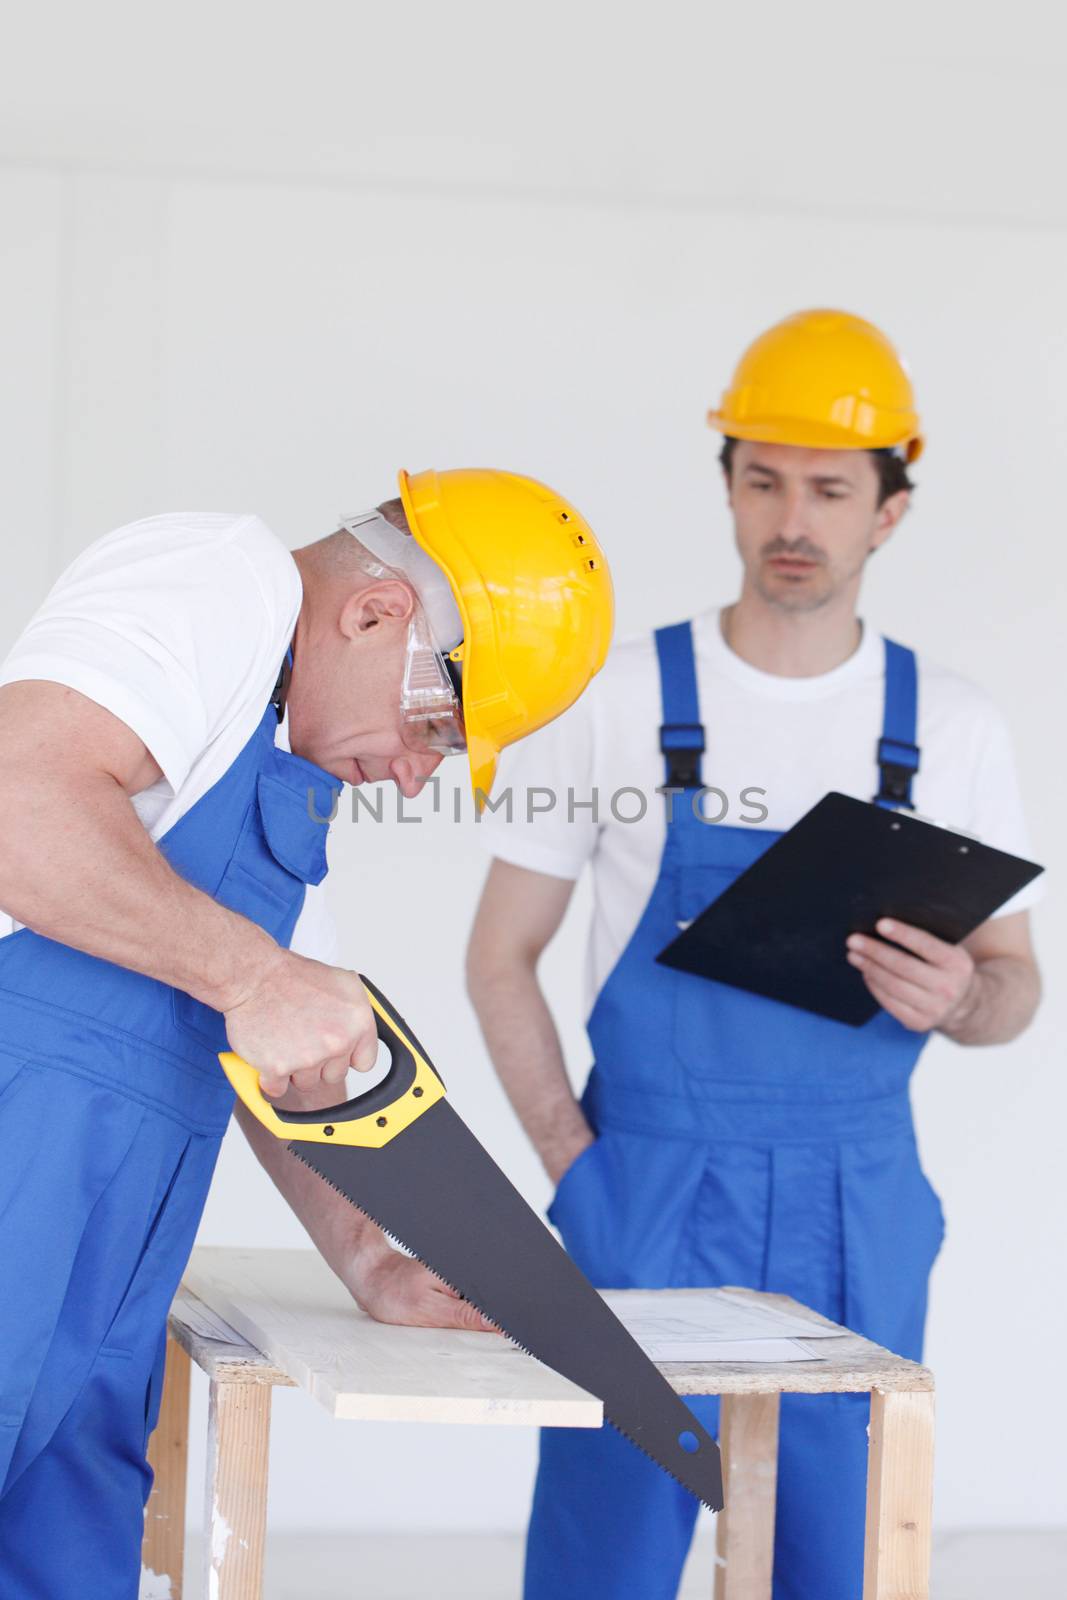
965, 705, 1045, 917
0, 515, 297, 793
478, 688, 599, 881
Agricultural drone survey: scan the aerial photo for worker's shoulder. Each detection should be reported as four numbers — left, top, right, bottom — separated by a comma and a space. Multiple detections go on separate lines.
61, 512, 298, 609
593, 626, 660, 693
68, 511, 285, 568
580, 617, 723, 729
914, 646, 1012, 743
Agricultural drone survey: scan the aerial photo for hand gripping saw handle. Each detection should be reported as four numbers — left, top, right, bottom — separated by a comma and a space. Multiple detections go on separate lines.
220, 974, 445, 1148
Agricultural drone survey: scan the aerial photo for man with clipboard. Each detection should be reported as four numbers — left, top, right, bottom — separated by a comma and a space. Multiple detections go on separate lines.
468, 310, 1043, 1600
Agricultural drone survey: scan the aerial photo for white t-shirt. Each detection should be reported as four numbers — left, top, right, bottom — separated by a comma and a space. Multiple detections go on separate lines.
481, 609, 1042, 1015
0, 512, 338, 961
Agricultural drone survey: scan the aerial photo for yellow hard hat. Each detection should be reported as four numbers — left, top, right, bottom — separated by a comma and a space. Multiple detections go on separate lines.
398, 468, 614, 804
708, 309, 924, 463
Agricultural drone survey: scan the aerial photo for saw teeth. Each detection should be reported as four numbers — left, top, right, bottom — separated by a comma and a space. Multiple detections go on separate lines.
291, 1147, 511, 1335
608, 1419, 722, 1513
289, 1146, 722, 1512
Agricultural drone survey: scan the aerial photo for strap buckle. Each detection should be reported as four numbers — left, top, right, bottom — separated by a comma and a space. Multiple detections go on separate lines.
876, 735, 920, 808
659, 723, 705, 790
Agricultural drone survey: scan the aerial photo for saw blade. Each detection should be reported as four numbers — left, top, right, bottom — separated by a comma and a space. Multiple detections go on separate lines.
290, 1098, 723, 1509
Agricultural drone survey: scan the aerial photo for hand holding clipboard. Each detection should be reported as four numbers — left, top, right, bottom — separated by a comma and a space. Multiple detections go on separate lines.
656, 792, 1043, 1027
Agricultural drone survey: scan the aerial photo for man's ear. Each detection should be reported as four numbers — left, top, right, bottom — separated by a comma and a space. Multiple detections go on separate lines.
870, 489, 910, 553
340, 580, 416, 641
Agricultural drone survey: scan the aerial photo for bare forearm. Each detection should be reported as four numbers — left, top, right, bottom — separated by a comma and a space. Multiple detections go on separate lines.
468, 956, 592, 1184
0, 766, 277, 1009
940, 955, 1041, 1045
236, 1100, 498, 1333
234, 1101, 391, 1279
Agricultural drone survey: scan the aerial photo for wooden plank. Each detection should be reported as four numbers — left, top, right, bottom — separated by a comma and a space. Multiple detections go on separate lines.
714, 1393, 779, 1600
665, 1340, 933, 1397
142, 1335, 191, 1599
183, 1247, 603, 1427
180, 1252, 931, 1409
203, 1379, 272, 1600
863, 1388, 935, 1600
659, 1289, 934, 1398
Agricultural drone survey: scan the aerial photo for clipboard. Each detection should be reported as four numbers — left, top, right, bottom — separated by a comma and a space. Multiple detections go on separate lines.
655, 791, 1043, 1026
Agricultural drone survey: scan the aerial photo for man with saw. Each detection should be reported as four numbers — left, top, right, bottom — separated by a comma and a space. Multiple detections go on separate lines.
467, 311, 1043, 1600
0, 469, 612, 1597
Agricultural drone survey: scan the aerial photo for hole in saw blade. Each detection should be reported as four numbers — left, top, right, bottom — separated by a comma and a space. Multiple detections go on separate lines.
678, 1430, 700, 1454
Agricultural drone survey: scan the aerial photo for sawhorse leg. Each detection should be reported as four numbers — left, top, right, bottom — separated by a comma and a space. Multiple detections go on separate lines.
863, 1388, 935, 1600
203, 1379, 273, 1600
144, 1335, 191, 1597
142, 1334, 274, 1600
713, 1392, 780, 1600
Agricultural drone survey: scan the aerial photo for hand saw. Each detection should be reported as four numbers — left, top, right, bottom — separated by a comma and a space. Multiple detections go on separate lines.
219, 974, 723, 1510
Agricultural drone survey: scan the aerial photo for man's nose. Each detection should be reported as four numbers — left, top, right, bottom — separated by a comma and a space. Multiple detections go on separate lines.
778, 487, 809, 542
390, 750, 444, 799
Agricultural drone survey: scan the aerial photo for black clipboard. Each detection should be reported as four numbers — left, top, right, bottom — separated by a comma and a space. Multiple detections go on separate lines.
656, 792, 1043, 1026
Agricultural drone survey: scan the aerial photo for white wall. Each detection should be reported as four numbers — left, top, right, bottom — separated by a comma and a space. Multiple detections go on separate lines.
2, 9, 1065, 1538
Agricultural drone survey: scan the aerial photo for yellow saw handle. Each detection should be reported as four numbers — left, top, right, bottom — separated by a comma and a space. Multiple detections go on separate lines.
219, 974, 445, 1149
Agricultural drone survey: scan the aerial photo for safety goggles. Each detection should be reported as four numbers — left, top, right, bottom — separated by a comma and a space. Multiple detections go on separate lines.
340, 509, 466, 758
398, 606, 466, 756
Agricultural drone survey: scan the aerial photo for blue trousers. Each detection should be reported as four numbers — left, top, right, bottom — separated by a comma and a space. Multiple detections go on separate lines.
0, 1052, 221, 1600
525, 1122, 943, 1600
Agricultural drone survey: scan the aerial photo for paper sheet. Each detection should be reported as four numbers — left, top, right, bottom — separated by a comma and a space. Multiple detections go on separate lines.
637, 1336, 818, 1363
599, 1290, 848, 1364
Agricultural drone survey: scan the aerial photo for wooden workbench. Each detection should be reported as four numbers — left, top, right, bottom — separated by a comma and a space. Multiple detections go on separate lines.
142, 1246, 934, 1600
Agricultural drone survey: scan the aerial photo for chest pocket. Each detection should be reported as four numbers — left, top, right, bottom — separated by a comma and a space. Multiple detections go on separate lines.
225, 773, 330, 927
172, 772, 334, 1050
669, 851, 875, 1086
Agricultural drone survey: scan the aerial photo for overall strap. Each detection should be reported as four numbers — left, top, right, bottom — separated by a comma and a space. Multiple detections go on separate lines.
270, 641, 295, 723
655, 621, 705, 792
876, 637, 920, 810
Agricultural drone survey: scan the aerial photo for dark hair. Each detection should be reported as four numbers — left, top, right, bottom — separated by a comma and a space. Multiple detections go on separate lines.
718, 436, 914, 506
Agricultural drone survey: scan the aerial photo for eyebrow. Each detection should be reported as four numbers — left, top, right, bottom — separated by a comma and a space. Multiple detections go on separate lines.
744, 463, 853, 489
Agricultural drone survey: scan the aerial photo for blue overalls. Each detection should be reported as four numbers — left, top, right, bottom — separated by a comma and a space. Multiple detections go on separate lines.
0, 693, 341, 1599
527, 622, 945, 1600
